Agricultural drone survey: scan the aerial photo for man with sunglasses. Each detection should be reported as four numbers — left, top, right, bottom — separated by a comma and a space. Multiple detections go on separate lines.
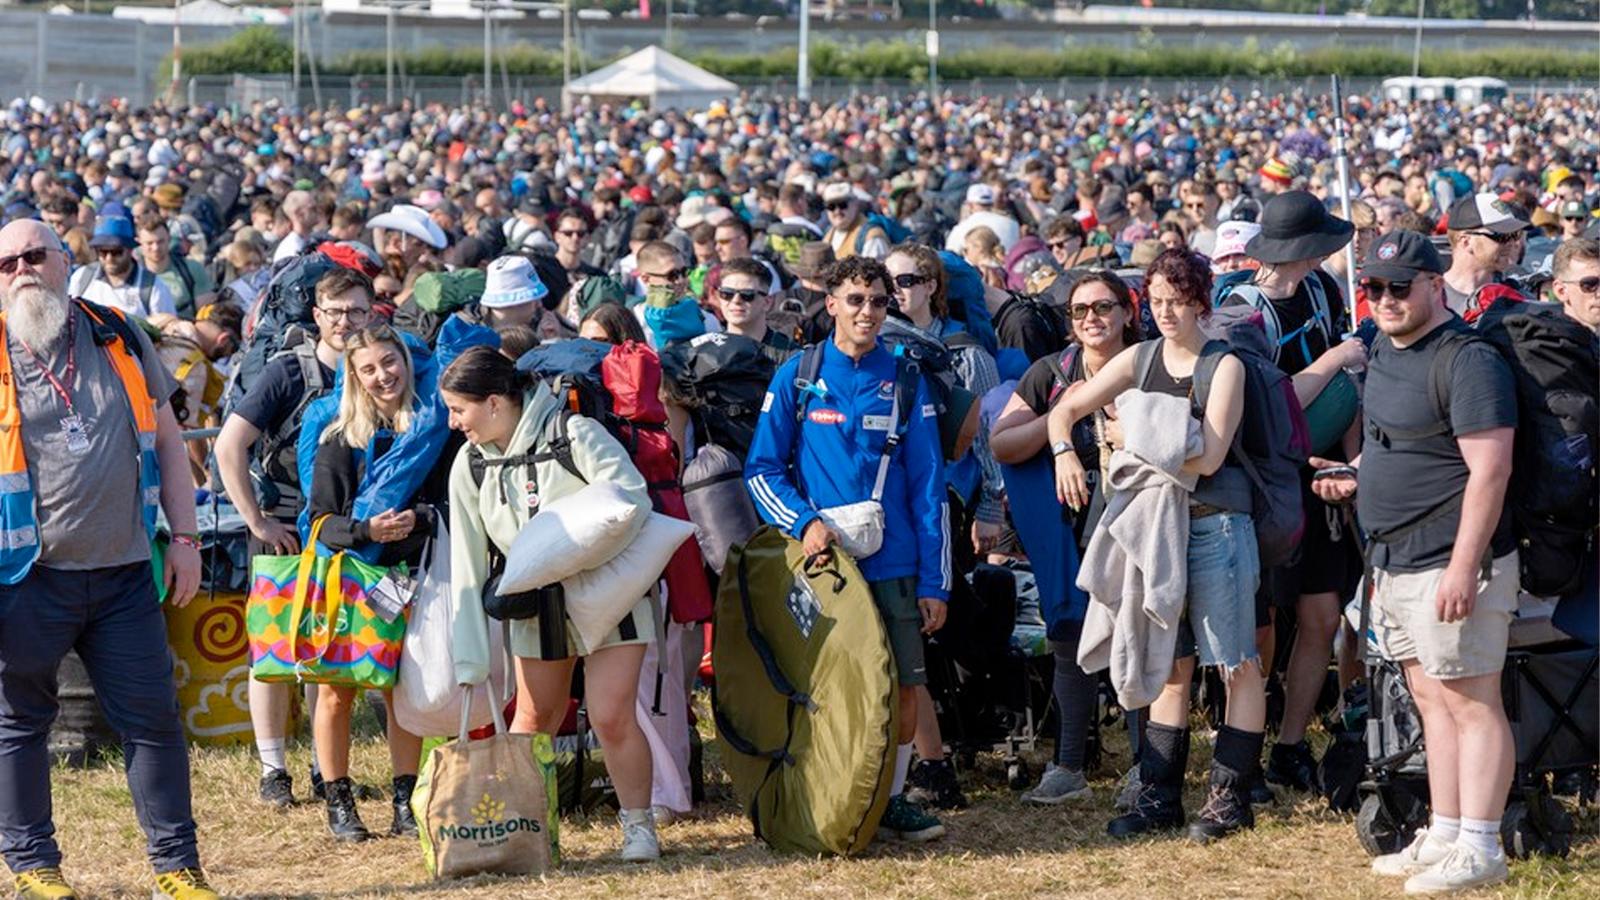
69, 215, 177, 319
821, 182, 889, 261
1552, 237, 1600, 334
718, 257, 796, 363
1442, 193, 1530, 323
553, 208, 604, 282
745, 255, 952, 845
1313, 230, 1519, 894
631, 240, 715, 350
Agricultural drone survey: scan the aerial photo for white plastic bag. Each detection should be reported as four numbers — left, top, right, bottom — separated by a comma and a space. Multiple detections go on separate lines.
562, 513, 696, 650
394, 524, 505, 736
498, 481, 647, 595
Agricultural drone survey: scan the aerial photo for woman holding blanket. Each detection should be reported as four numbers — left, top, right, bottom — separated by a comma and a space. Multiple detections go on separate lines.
306, 325, 454, 843
440, 346, 661, 862
1044, 249, 1266, 844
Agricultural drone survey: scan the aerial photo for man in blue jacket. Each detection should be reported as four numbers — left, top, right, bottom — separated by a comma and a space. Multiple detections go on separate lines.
745, 255, 952, 843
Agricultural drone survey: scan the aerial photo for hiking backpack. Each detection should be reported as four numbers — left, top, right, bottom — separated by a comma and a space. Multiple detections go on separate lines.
1134, 306, 1311, 568
763, 221, 816, 269
937, 250, 1000, 357
1216, 272, 1340, 368
500, 338, 714, 624
875, 321, 982, 463
225, 248, 337, 409
1401, 304, 1599, 597
659, 332, 777, 463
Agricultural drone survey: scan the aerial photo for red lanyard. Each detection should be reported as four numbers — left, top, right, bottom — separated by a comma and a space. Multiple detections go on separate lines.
13, 313, 79, 415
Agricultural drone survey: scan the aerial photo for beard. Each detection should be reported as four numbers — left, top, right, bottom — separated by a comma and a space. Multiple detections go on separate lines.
5, 281, 70, 351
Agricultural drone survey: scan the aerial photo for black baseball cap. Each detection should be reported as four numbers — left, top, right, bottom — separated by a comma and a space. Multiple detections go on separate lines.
1360, 230, 1446, 281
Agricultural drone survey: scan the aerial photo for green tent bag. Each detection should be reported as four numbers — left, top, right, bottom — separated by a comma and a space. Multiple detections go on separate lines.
413, 269, 487, 314
712, 526, 898, 856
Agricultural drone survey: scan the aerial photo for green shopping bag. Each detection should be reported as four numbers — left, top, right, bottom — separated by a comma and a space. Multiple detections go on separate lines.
244, 516, 408, 688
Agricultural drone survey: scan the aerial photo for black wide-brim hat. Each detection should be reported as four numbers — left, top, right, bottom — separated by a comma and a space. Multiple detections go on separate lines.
1244, 190, 1354, 265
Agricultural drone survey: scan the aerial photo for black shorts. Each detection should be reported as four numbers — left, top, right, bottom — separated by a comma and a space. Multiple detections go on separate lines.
1262, 473, 1362, 611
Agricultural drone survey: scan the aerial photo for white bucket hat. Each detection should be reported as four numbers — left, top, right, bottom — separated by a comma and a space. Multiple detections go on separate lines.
480, 255, 548, 309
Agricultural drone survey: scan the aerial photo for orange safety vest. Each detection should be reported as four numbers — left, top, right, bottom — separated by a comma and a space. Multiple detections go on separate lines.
0, 301, 162, 585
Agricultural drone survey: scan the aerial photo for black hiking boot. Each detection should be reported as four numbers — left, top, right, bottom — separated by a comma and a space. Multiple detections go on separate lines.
310, 765, 325, 801
1107, 721, 1187, 839
906, 759, 968, 810
1264, 740, 1319, 793
1188, 725, 1263, 844
389, 775, 419, 837
259, 767, 293, 809
324, 777, 372, 843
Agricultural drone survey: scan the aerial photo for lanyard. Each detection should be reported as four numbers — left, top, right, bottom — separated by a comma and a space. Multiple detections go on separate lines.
14, 312, 79, 415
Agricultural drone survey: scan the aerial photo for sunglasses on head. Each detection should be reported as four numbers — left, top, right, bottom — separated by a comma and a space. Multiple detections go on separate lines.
836, 292, 891, 310
1560, 276, 1600, 294
824, 201, 851, 212
1069, 299, 1122, 320
0, 246, 54, 274
1360, 278, 1416, 300
718, 287, 763, 304
1469, 230, 1518, 245
893, 273, 930, 289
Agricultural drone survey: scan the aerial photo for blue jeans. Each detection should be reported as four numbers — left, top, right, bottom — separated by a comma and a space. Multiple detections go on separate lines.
0, 563, 199, 874
1177, 512, 1261, 672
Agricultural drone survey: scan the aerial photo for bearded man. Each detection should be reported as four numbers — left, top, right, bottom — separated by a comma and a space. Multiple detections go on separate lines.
0, 221, 219, 900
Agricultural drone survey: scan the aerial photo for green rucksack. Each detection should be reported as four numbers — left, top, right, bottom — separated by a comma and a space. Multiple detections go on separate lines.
712, 526, 898, 856
412, 269, 486, 314
574, 275, 628, 317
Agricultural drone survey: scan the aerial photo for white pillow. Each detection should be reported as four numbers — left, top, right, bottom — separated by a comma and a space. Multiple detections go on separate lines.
562, 513, 696, 650
498, 481, 647, 595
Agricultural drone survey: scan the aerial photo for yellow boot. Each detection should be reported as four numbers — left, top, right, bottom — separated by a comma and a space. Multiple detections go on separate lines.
150, 868, 220, 900
13, 867, 78, 900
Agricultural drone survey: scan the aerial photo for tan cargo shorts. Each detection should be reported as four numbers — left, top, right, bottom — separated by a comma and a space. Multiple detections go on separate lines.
1370, 553, 1519, 680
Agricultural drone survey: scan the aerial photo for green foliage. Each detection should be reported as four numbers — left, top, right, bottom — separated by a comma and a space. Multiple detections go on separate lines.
167, 28, 1600, 84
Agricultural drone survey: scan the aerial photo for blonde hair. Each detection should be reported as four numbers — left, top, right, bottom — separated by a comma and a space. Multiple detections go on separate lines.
323, 325, 416, 450
963, 226, 1004, 267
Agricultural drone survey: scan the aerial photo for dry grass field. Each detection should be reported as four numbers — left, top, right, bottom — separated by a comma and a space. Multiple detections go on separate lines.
19, 709, 1599, 900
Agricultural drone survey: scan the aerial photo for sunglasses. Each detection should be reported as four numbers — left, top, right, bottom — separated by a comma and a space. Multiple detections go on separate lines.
718, 287, 763, 304
836, 292, 891, 310
1360, 278, 1416, 300
1560, 276, 1600, 294
1069, 299, 1122, 320
0, 246, 54, 274
96, 246, 128, 258
893, 273, 930, 289
645, 267, 688, 282
1469, 231, 1519, 245
557, 229, 588, 238
1048, 239, 1079, 251
824, 201, 852, 212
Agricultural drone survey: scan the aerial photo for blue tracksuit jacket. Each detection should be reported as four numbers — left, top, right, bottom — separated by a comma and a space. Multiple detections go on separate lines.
744, 339, 951, 601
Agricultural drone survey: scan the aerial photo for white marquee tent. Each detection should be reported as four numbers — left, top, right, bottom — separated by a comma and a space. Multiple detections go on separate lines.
562, 46, 736, 113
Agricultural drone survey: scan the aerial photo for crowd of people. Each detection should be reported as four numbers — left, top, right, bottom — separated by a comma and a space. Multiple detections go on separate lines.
0, 84, 1596, 899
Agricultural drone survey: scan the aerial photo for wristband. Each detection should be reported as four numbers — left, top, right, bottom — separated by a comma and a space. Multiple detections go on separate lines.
170, 533, 202, 551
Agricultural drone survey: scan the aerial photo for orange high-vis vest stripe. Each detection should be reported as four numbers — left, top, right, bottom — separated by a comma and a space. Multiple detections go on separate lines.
0, 301, 162, 585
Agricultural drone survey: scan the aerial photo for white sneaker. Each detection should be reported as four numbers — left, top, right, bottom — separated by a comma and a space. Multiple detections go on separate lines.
1021, 764, 1093, 805
1372, 827, 1455, 877
619, 808, 660, 862
1403, 844, 1509, 895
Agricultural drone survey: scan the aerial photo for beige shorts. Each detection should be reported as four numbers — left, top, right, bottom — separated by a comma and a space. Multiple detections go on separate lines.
1370, 553, 1518, 680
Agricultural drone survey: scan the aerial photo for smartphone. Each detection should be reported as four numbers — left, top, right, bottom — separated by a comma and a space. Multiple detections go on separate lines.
1313, 465, 1359, 481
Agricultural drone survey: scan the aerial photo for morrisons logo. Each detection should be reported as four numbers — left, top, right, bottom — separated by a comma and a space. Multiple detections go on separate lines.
438, 817, 543, 841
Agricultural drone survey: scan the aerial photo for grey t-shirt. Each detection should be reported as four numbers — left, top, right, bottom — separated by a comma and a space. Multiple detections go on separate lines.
1357, 318, 1518, 573
10, 305, 177, 569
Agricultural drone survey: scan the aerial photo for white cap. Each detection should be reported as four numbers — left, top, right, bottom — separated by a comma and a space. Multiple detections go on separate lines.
676, 195, 712, 230
480, 256, 548, 308
366, 204, 448, 250
820, 182, 853, 204
965, 183, 996, 206
1213, 220, 1262, 261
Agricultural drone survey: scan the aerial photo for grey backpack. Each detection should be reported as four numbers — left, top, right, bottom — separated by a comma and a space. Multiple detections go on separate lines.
681, 443, 761, 575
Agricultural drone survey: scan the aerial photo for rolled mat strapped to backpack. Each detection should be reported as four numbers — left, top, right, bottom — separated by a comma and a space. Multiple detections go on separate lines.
245, 516, 407, 689
711, 526, 898, 856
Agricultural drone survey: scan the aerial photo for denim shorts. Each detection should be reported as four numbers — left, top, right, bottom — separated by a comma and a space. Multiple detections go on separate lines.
1176, 511, 1262, 671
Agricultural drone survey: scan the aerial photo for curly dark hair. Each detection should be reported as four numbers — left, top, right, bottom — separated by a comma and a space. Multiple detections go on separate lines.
824, 255, 891, 296
1144, 248, 1213, 309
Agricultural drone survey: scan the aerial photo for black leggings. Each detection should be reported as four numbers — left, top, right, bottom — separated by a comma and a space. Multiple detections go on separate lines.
1050, 619, 1099, 771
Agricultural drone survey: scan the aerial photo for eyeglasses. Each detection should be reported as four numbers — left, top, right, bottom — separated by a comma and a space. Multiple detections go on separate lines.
0, 246, 55, 274
1469, 231, 1518, 245
316, 305, 372, 323
718, 287, 763, 304
893, 273, 930, 290
1559, 276, 1600, 294
835, 292, 891, 310
824, 201, 852, 212
1360, 278, 1416, 300
1069, 299, 1122, 320
644, 267, 688, 282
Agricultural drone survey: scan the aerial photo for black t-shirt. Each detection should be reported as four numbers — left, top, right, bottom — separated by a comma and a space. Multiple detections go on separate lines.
1358, 319, 1518, 572
1219, 269, 1346, 376
232, 352, 335, 437
1014, 351, 1100, 472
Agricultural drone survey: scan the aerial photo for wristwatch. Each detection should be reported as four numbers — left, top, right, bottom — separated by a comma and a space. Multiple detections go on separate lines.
1050, 440, 1074, 458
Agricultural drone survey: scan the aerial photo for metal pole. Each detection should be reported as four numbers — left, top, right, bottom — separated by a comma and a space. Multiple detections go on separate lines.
798, 0, 810, 102
386, 1, 395, 107
483, 1, 493, 108
563, 0, 573, 93
292, 0, 301, 101
170, 0, 181, 102
1330, 74, 1357, 333
666, 0, 674, 49
928, 0, 937, 99
1411, 0, 1424, 79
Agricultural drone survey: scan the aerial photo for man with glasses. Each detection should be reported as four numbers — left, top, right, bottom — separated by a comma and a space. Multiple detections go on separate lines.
1558, 200, 1591, 243
553, 209, 604, 283
718, 257, 795, 363
69, 216, 176, 319
821, 182, 889, 261
632, 240, 715, 349
213, 267, 374, 811
1552, 237, 1600, 334
0, 221, 221, 899
745, 255, 952, 845
1183, 181, 1221, 257
1442, 194, 1529, 322
1313, 230, 1519, 893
